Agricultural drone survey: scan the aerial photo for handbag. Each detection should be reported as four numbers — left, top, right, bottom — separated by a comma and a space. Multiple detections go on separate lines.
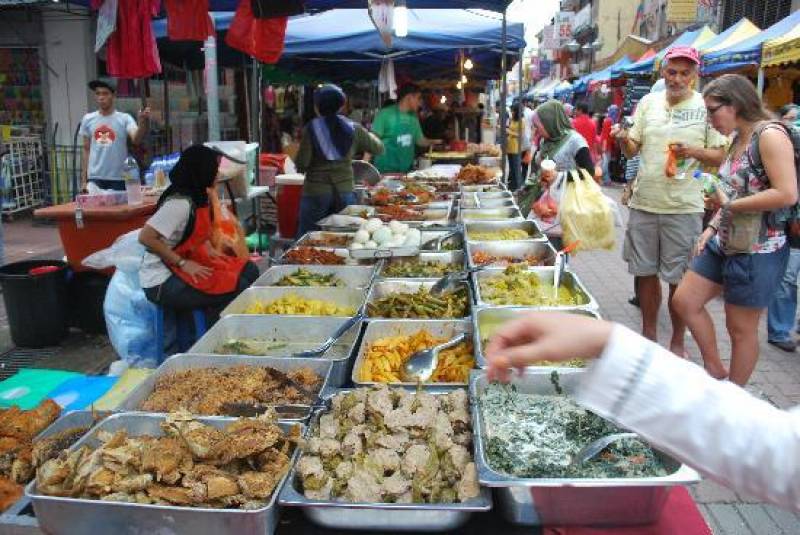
720, 209, 764, 255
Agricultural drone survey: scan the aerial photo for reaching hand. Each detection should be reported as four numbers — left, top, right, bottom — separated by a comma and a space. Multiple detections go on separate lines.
138, 107, 151, 123
180, 260, 212, 281
485, 312, 613, 383
694, 227, 715, 258
610, 124, 627, 140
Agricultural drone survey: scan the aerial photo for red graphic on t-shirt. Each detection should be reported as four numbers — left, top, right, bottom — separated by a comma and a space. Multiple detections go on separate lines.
93, 125, 116, 145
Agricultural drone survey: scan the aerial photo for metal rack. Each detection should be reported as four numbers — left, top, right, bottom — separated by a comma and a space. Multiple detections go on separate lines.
2, 136, 45, 216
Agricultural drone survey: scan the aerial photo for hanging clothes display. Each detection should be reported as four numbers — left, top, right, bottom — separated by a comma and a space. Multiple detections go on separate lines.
165, 0, 214, 42
226, 0, 288, 64
104, 0, 162, 78
379, 59, 397, 100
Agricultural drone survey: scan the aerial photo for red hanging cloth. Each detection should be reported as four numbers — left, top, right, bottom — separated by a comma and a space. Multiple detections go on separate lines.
105, 0, 162, 78
165, 0, 214, 41
225, 0, 288, 64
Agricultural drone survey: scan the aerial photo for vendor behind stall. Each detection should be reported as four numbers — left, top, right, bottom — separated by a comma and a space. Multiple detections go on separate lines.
138, 145, 259, 322
370, 84, 441, 173
80, 79, 149, 192
296, 84, 384, 236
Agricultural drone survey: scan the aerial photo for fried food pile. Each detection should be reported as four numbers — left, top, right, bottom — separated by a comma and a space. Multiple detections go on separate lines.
36, 411, 300, 509
455, 165, 496, 185
283, 247, 346, 265
0, 400, 62, 510
298, 386, 479, 504
140, 366, 322, 415
358, 330, 474, 384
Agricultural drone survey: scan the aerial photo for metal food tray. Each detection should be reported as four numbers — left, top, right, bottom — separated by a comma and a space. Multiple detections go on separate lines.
278, 246, 376, 267
352, 319, 474, 387
472, 267, 598, 311
220, 286, 367, 318
459, 197, 516, 210
116, 354, 333, 418
27, 413, 303, 535
465, 220, 546, 242
278, 388, 492, 532
420, 230, 464, 251
466, 241, 557, 269
349, 245, 420, 260
365, 279, 472, 320
187, 315, 362, 387
469, 370, 700, 526
459, 207, 523, 223
460, 183, 506, 193
472, 307, 600, 368
0, 411, 110, 534
378, 251, 465, 279
295, 231, 354, 249
253, 264, 377, 289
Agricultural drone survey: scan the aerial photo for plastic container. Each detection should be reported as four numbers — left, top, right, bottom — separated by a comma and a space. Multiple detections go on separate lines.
276, 173, 305, 239
123, 157, 142, 205
0, 260, 69, 348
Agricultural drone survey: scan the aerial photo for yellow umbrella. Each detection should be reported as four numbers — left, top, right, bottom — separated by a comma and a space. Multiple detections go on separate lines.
762, 24, 800, 67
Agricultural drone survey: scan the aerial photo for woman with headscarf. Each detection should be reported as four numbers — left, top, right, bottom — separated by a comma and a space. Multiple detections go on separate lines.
600, 104, 621, 184
296, 84, 384, 236
521, 100, 595, 249
139, 144, 259, 322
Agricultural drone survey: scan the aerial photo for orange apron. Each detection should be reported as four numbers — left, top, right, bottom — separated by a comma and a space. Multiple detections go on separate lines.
169, 206, 249, 295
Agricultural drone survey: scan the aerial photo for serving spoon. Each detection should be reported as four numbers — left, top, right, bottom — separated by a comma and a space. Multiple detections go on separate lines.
402, 332, 468, 382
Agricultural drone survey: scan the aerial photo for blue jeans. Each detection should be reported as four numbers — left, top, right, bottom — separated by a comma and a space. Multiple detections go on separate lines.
767, 247, 800, 342
297, 191, 358, 238
507, 153, 521, 191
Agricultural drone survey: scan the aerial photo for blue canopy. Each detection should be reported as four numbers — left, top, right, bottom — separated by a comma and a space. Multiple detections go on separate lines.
616, 26, 714, 78
702, 10, 800, 75
572, 56, 633, 92
154, 9, 524, 80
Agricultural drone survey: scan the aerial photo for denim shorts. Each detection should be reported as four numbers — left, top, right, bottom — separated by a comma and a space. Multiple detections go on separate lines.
690, 238, 789, 308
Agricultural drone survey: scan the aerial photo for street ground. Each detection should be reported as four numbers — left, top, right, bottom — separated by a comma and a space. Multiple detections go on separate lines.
2, 188, 800, 533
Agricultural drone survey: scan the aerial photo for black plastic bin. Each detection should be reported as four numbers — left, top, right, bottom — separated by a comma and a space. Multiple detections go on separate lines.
0, 260, 69, 348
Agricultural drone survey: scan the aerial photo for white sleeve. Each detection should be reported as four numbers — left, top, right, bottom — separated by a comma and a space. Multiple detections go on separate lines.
144, 199, 191, 241
79, 115, 91, 139
576, 324, 800, 512
124, 113, 138, 137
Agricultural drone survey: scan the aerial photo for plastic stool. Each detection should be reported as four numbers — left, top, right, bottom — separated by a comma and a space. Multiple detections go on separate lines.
155, 306, 207, 364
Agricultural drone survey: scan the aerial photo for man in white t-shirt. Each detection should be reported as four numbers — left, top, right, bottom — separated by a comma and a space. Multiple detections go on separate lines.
80, 79, 150, 191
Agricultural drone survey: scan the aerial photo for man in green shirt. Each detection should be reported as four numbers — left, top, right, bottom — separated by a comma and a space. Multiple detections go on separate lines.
370, 84, 441, 173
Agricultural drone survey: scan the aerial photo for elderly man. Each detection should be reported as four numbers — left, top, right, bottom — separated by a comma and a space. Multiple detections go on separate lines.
612, 47, 728, 356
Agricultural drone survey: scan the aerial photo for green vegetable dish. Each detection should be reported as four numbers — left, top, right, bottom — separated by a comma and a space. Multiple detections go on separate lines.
479, 264, 587, 307
275, 268, 344, 287
382, 260, 461, 278
479, 381, 668, 479
368, 287, 469, 319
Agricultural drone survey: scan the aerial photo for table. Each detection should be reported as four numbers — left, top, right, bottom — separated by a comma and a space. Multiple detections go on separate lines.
33, 197, 159, 272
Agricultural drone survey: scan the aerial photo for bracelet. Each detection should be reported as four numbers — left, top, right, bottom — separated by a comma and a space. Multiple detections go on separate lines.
176, 258, 187, 268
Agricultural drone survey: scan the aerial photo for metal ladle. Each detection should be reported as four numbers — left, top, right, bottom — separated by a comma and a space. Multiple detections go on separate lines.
569, 433, 639, 467
429, 265, 488, 295
402, 332, 468, 382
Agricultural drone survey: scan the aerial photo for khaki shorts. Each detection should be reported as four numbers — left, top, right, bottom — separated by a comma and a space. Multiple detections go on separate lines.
623, 208, 703, 285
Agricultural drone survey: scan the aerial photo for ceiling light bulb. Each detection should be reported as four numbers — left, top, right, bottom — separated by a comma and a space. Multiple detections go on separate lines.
394, 6, 408, 38
456, 81, 463, 90
461, 75, 467, 84
441, 95, 447, 104
464, 58, 473, 70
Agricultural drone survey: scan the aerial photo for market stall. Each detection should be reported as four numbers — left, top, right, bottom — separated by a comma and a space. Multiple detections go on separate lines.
760, 24, 800, 109
0, 150, 717, 533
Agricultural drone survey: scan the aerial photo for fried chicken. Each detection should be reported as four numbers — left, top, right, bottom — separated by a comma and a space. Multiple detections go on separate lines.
0, 477, 22, 512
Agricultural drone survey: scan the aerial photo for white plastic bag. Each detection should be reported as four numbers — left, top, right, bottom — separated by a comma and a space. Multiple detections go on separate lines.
103, 269, 159, 368
82, 229, 144, 273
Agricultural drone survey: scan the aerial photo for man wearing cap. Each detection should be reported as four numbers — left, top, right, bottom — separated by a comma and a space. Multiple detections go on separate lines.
370, 84, 442, 173
611, 46, 728, 357
80, 79, 150, 191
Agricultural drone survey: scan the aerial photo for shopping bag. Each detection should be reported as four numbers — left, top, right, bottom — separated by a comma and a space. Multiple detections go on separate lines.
560, 169, 615, 252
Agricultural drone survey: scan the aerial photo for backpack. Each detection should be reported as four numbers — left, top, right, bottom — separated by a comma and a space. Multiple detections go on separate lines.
746, 121, 800, 233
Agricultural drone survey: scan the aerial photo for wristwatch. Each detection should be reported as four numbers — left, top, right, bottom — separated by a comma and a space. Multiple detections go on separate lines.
176, 258, 187, 269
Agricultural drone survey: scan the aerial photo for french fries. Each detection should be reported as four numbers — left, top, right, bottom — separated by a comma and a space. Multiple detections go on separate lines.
358, 330, 474, 384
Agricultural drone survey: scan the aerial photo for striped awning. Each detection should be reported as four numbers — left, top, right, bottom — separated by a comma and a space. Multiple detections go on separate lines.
762, 25, 800, 67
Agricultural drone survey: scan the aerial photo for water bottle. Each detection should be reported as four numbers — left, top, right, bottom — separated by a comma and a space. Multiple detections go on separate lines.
693, 170, 731, 205
123, 156, 143, 205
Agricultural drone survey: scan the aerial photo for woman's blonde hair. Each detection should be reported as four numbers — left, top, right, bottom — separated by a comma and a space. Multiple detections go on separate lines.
702, 74, 773, 123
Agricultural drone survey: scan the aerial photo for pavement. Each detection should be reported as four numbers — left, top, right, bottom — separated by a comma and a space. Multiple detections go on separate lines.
2, 190, 800, 533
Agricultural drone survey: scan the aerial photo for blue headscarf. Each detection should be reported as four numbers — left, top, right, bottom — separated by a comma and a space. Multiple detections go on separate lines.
310, 84, 355, 161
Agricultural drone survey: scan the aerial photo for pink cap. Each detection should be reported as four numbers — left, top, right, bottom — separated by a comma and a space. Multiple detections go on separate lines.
663, 46, 701, 65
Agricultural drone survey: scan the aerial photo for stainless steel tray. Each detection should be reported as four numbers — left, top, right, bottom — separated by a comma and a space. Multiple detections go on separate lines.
465, 220, 545, 242
278, 388, 492, 532
253, 264, 377, 289
420, 229, 464, 250
365, 279, 472, 320
295, 231, 354, 249
27, 413, 302, 535
472, 267, 598, 310
220, 286, 367, 318
0, 411, 110, 532
378, 251, 465, 279
116, 354, 333, 419
352, 319, 474, 387
472, 307, 600, 368
278, 245, 375, 266
466, 241, 556, 268
187, 315, 362, 387
459, 207, 523, 223
469, 370, 700, 526
460, 184, 506, 193
460, 195, 516, 209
